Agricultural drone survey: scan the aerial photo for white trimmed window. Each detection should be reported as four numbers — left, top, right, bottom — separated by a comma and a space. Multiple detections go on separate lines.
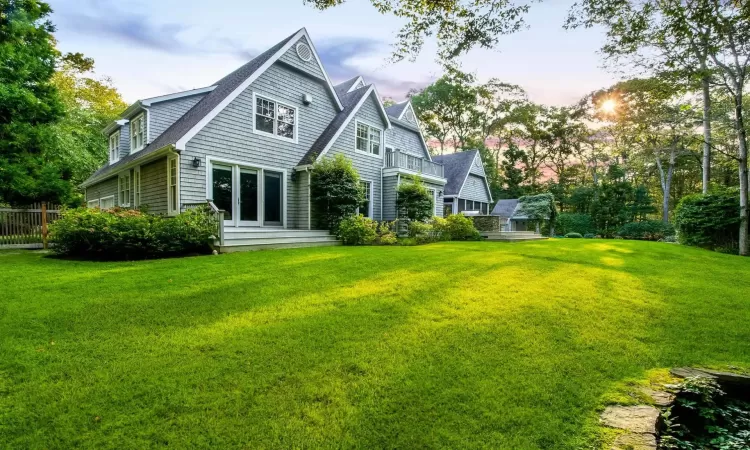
118, 172, 131, 207
359, 181, 372, 218
87, 199, 100, 208
253, 94, 296, 142
130, 113, 146, 153
428, 188, 437, 215
109, 131, 120, 163
133, 166, 141, 208
100, 196, 115, 210
167, 154, 179, 215
355, 121, 382, 156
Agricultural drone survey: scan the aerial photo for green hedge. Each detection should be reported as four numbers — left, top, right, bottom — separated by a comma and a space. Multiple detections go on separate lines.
617, 220, 676, 241
49, 206, 217, 260
337, 215, 397, 245
554, 213, 595, 236
675, 191, 741, 253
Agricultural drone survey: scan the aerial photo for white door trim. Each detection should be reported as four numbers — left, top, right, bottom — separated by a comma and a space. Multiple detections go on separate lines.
206, 156, 287, 228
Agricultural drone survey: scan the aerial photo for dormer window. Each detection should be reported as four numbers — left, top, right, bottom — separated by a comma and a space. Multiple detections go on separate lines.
130, 113, 146, 153
109, 131, 120, 163
404, 106, 416, 123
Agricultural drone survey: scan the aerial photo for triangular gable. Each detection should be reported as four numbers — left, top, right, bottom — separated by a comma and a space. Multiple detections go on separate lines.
175, 28, 342, 150
299, 85, 391, 165
457, 151, 493, 203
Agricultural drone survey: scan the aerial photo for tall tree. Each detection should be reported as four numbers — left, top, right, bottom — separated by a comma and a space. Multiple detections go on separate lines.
0, 0, 65, 205
306, 0, 532, 62
51, 53, 127, 188
567, 0, 716, 194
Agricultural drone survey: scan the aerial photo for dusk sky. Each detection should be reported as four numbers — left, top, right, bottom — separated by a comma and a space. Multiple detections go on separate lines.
49, 0, 618, 107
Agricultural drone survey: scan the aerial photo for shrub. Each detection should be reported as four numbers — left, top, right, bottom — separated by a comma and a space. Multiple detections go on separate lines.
49, 206, 216, 259
337, 214, 377, 245
565, 232, 583, 239
471, 215, 501, 232
310, 154, 363, 231
396, 176, 433, 224
445, 213, 481, 241
675, 190, 741, 253
374, 221, 398, 245
430, 216, 452, 241
554, 213, 595, 236
617, 220, 676, 241
583, 233, 596, 239
408, 221, 431, 238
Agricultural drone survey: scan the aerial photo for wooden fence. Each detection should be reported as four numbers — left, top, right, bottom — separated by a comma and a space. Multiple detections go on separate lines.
0, 202, 61, 249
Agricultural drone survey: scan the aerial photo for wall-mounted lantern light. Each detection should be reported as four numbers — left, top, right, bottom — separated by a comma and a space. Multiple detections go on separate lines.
192, 157, 201, 168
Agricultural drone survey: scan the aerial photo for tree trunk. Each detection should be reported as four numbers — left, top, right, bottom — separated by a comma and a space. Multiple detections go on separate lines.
702, 75, 712, 194
655, 155, 674, 224
735, 95, 749, 256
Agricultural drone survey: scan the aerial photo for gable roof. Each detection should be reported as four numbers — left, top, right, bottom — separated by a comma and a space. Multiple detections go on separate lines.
432, 150, 479, 196
385, 101, 409, 119
298, 84, 391, 166
491, 199, 519, 218
334, 76, 364, 98
83, 28, 343, 188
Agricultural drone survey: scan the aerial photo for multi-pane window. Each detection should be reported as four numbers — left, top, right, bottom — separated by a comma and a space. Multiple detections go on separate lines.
131, 113, 146, 153
428, 188, 437, 215
168, 155, 179, 215
133, 167, 141, 208
254, 95, 296, 141
87, 199, 100, 209
355, 122, 381, 156
100, 196, 115, 210
360, 181, 372, 218
119, 172, 131, 207
109, 131, 120, 163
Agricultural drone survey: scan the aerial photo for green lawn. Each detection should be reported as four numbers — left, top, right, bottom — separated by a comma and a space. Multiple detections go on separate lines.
1, 240, 749, 449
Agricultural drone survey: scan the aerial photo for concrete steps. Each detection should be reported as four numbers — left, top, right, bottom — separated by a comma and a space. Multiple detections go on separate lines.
219, 228, 341, 252
481, 231, 548, 242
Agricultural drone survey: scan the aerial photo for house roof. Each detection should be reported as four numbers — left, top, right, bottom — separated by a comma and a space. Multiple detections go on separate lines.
334, 76, 363, 98
491, 199, 519, 218
432, 150, 480, 196
385, 101, 409, 119
83, 31, 301, 186
298, 84, 379, 165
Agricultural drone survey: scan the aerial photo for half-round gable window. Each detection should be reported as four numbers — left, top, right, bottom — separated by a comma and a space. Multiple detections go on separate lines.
404, 107, 416, 123
296, 42, 312, 62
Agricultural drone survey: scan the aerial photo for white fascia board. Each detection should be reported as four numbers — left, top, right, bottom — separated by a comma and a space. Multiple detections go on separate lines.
80, 145, 175, 188
382, 167, 447, 185
370, 85, 392, 130
141, 86, 217, 106
457, 152, 493, 203
347, 76, 365, 92
102, 119, 129, 135
175, 28, 344, 151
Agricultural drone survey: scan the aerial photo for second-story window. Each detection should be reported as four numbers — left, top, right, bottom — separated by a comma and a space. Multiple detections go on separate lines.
254, 94, 296, 142
355, 122, 381, 156
109, 131, 120, 163
130, 113, 146, 153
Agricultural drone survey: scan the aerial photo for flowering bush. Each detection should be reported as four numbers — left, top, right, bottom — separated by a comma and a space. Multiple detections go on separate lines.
50, 206, 216, 259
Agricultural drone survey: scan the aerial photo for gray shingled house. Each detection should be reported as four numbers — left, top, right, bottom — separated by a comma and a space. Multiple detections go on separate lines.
431, 150, 493, 216
81, 29, 492, 251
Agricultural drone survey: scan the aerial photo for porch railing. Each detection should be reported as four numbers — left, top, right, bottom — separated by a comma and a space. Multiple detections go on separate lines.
385, 150, 444, 178
183, 200, 225, 248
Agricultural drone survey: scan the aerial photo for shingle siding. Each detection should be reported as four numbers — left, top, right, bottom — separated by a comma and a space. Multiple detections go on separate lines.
85, 176, 118, 203
385, 123, 428, 159
180, 61, 338, 227
469, 154, 486, 177
148, 95, 206, 142
278, 36, 325, 80
140, 157, 168, 215
460, 174, 490, 203
326, 94, 386, 221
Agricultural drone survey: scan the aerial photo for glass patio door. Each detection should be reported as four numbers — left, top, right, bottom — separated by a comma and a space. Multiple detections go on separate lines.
263, 171, 283, 226
211, 164, 234, 226
238, 168, 259, 226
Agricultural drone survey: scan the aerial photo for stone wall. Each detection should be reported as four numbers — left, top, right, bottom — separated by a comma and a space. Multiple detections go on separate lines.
471, 215, 501, 232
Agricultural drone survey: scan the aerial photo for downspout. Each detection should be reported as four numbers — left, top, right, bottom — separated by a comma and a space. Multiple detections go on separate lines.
380, 167, 384, 221
307, 168, 312, 230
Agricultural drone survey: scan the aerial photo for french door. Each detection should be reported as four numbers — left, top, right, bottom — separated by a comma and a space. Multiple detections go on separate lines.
211, 162, 282, 227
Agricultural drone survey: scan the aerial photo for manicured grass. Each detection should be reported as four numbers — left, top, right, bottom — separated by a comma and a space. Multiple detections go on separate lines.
1, 240, 749, 449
